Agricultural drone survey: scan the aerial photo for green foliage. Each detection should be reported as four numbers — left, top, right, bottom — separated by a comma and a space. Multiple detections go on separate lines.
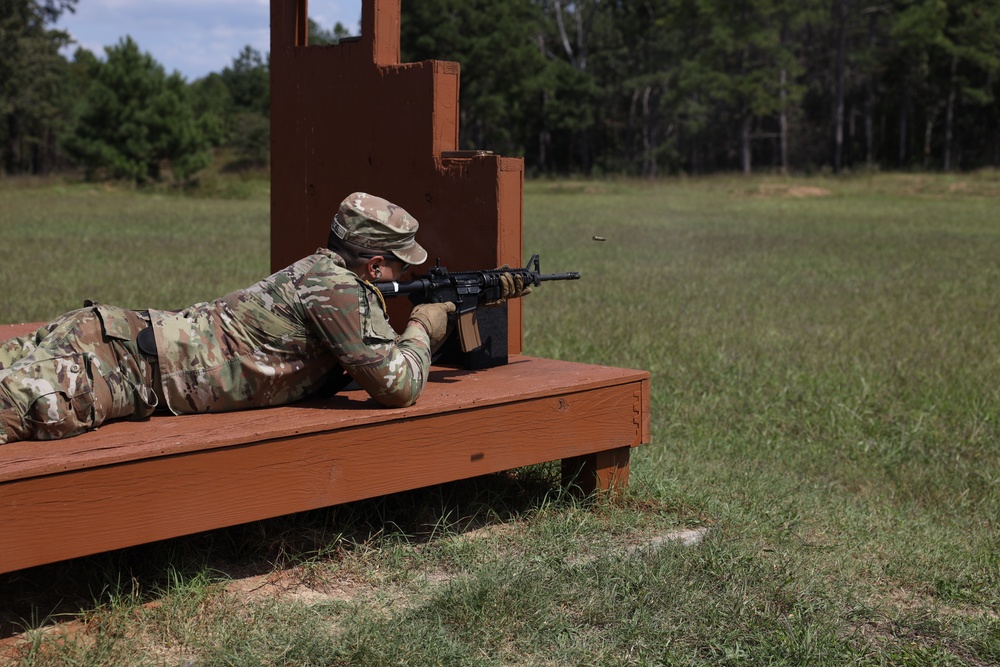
189, 73, 233, 147
395, 0, 1000, 174
402, 0, 548, 159
63, 36, 211, 183
194, 44, 271, 169
219, 45, 269, 117
308, 17, 352, 46
891, 0, 948, 54
5, 1, 1000, 177
0, 0, 77, 175
230, 111, 270, 167
941, 1, 1000, 129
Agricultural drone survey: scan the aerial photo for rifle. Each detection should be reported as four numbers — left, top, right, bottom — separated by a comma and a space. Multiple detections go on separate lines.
377, 254, 580, 368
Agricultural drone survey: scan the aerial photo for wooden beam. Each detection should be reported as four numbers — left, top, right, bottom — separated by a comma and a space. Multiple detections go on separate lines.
0, 348, 649, 574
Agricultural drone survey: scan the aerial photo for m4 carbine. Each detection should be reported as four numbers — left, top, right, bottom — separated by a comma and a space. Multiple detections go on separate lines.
377, 254, 580, 368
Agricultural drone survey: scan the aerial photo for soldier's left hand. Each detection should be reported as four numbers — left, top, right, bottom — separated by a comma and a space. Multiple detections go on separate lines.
487, 268, 533, 306
409, 302, 457, 353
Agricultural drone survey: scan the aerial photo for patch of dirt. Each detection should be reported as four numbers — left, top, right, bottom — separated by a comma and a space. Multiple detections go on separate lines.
750, 184, 833, 198
226, 524, 710, 608
226, 568, 373, 606
567, 527, 711, 567
787, 186, 833, 197
0, 520, 711, 662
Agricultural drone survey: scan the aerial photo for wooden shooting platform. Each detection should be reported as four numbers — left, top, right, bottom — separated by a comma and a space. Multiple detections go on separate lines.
0, 0, 649, 575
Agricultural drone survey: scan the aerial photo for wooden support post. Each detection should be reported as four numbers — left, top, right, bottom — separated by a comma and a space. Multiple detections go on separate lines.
561, 446, 632, 496
364, 0, 401, 66
271, 0, 307, 48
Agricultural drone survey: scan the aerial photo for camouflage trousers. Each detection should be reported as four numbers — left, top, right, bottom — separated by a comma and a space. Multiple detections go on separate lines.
0, 304, 161, 444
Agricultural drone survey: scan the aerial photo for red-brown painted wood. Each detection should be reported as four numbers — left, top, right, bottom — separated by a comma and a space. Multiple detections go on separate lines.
269, 0, 526, 349
0, 349, 647, 482
0, 349, 649, 574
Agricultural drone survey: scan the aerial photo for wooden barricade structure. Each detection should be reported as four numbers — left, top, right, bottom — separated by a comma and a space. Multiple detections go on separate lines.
0, 0, 649, 575
270, 0, 526, 340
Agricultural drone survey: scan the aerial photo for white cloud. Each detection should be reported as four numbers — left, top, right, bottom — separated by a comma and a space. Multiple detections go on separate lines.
56, 0, 362, 80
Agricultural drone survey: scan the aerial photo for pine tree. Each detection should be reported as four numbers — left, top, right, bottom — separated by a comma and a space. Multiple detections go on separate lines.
938, 0, 1000, 169
402, 0, 548, 160
64, 36, 211, 183
0, 0, 77, 174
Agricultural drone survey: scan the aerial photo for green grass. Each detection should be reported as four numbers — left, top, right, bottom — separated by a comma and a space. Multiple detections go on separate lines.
0, 179, 271, 324
2, 172, 999, 666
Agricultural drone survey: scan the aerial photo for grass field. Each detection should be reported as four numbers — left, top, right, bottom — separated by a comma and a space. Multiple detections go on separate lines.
1, 172, 998, 665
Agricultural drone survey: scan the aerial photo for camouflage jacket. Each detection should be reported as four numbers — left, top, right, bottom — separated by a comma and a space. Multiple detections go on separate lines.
150, 248, 430, 414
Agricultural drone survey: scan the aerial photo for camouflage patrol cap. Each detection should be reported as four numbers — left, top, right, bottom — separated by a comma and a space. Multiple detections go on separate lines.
330, 192, 428, 266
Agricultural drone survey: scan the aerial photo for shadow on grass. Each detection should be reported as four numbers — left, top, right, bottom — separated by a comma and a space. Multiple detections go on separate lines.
0, 464, 570, 640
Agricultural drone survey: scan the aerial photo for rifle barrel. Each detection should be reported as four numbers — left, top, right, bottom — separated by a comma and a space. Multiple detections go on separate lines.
537, 272, 581, 282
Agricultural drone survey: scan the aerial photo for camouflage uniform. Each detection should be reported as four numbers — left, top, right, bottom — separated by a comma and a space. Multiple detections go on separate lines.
0, 305, 160, 442
149, 247, 430, 415
0, 193, 433, 445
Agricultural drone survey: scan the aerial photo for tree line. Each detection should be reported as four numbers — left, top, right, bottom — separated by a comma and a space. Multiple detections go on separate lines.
3, 0, 999, 183
0, 0, 342, 183
402, 0, 1000, 176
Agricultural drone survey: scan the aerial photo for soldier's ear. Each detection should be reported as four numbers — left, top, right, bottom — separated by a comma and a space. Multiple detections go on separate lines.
365, 256, 386, 279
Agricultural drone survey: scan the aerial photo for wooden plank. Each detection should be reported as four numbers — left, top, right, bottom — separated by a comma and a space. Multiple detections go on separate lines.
0, 322, 38, 337
0, 380, 646, 574
0, 354, 648, 481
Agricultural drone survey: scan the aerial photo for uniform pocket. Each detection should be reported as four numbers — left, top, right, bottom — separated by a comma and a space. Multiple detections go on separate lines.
93, 304, 136, 341
22, 352, 97, 440
360, 285, 397, 343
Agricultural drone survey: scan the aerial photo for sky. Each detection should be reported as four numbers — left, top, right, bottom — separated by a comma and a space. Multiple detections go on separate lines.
55, 0, 363, 81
